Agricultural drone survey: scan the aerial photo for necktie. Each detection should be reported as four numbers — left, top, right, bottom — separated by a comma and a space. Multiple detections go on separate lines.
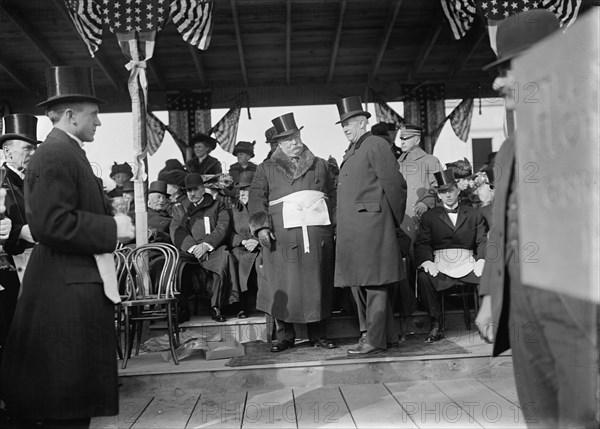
445, 207, 459, 214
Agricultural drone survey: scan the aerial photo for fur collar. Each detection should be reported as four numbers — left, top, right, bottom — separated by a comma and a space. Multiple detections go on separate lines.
270, 146, 316, 181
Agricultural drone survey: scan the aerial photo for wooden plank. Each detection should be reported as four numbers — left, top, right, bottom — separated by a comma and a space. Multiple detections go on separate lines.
186, 391, 247, 428
340, 384, 416, 428
476, 377, 520, 408
243, 388, 296, 428
90, 397, 153, 429
131, 392, 199, 429
293, 386, 355, 429
433, 379, 526, 428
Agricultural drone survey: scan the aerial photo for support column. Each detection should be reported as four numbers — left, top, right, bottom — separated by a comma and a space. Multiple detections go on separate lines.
167, 91, 212, 162
403, 84, 446, 154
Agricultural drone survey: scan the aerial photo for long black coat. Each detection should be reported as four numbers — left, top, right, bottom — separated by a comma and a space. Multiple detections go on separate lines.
1, 128, 119, 420
186, 155, 222, 175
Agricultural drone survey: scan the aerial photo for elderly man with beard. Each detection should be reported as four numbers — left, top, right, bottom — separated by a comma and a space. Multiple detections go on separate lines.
146, 180, 172, 244
248, 113, 337, 352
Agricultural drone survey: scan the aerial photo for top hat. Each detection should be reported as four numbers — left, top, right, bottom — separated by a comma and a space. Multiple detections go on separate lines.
189, 133, 218, 151
37, 66, 106, 108
271, 113, 304, 139
235, 170, 255, 189
0, 114, 40, 146
483, 9, 560, 70
110, 162, 133, 180
265, 126, 278, 144
148, 180, 170, 196
233, 141, 255, 157
399, 124, 424, 137
335, 96, 371, 124
434, 170, 458, 191
184, 173, 204, 190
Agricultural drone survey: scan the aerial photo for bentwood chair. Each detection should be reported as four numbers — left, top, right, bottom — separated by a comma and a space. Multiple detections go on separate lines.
440, 283, 479, 331
113, 246, 133, 359
121, 243, 181, 369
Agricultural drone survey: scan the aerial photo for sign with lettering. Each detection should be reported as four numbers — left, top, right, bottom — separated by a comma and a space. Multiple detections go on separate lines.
514, 9, 599, 303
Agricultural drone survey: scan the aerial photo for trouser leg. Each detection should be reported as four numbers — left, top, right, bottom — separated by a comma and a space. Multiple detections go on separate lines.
364, 285, 396, 350
351, 287, 367, 333
306, 320, 326, 340
416, 271, 441, 320
275, 319, 295, 343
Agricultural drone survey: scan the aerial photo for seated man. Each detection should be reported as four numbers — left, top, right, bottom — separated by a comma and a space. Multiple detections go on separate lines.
147, 180, 172, 243
170, 173, 240, 322
415, 170, 488, 343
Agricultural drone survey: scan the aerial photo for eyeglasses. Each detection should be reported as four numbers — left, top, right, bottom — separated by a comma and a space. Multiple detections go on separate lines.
398, 136, 417, 141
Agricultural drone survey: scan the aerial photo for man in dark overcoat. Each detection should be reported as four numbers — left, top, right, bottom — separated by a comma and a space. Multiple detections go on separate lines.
475, 10, 599, 427
248, 113, 337, 352
146, 180, 172, 244
334, 96, 408, 355
0, 66, 134, 428
414, 170, 487, 342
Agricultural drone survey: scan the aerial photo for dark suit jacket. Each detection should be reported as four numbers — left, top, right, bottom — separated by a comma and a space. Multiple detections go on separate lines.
1, 127, 119, 419
1, 165, 34, 256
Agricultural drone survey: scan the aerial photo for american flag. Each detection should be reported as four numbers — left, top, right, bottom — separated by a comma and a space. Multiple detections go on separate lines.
170, 0, 214, 50
447, 99, 474, 142
145, 111, 166, 156
102, 0, 169, 34
441, 0, 582, 39
374, 101, 405, 129
64, 0, 103, 56
210, 106, 241, 154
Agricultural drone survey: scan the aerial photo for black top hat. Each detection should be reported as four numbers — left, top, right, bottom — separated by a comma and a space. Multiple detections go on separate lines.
233, 141, 255, 157
271, 113, 304, 139
110, 162, 133, 180
265, 126, 278, 144
148, 180, 170, 196
0, 114, 40, 146
434, 170, 458, 192
335, 96, 371, 124
37, 66, 106, 108
235, 170, 255, 189
483, 9, 560, 70
189, 133, 218, 151
185, 173, 204, 190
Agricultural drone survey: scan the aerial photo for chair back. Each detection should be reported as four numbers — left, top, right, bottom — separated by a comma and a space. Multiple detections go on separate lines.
124, 243, 180, 301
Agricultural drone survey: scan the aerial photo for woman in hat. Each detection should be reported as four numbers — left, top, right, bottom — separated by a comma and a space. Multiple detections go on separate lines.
185, 133, 222, 176
106, 162, 133, 198
229, 141, 257, 184
445, 158, 473, 206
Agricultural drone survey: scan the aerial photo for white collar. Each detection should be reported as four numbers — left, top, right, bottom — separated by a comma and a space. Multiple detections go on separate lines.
5, 163, 24, 180
64, 130, 84, 148
443, 203, 459, 211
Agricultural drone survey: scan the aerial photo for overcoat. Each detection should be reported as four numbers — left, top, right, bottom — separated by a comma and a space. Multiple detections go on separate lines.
186, 155, 222, 176
2, 165, 35, 257
229, 200, 261, 293
335, 132, 407, 287
147, 207, 172, 243
1, 128, 119, 419
397, 147, 442, 240
248, 147, 336, 323
228, 162, 257, 185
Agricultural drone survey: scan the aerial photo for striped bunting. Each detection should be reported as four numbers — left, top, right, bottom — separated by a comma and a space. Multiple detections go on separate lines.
64, 0, 103, 56
170, 0, 214, 50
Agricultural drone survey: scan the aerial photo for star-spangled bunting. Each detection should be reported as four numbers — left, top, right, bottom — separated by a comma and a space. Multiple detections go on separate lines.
145, 111, 189, 159
374, 101, 405, 129
65, 0, 103, 56
210, 106, 241, 154
102, 0, 169, 33
441, 0, 582, 39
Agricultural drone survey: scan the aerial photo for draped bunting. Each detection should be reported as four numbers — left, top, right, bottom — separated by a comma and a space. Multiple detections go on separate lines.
210, 106, 241, 154
448, 98, 474, 142
374, 101, 405, 129
145, 110, 189, 159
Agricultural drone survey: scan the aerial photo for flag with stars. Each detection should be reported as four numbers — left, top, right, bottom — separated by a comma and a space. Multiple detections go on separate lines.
447, 98, 474, 142
210, 106, 241, 154
102, 0, 169, 34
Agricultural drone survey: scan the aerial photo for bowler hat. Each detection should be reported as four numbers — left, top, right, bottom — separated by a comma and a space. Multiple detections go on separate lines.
272, 113, 304, 139
235, 170, 255, 189
110, 162, 133, 180
434, 170, 458, 192
483, 9, 560, 70
148, 180, 170, 196
184, 173, 204, 190
265, 126, 278, 144
233, 141, 255, 157
335, 96, 371, 124
37, 66, 106, 108
0, 114, 40, 146
189, 133, 218, 151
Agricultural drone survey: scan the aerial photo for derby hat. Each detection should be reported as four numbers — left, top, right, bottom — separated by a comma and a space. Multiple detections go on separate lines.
110, 162, 133, 180
483, 9, 560, 70
434, 170, 458, 192
0, 114, 40, 146
233, 141, 255, 157
189, 133, 218, 151
184, 173, 204, 190
271, 113, 304, 139
235, 170, 255, 189
335, 96, 371, 124
265, 126, 278, 144
37, 66, 106, 108
148, 180, 170, 196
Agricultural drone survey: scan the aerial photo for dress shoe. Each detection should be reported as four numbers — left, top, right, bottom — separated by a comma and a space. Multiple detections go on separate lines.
211, 306, 227, 322
425, 320, 443, 343
237, 310, 248, 319
309, 338, 338, 349
347, 343, 385, 355
270, 340, 294, 353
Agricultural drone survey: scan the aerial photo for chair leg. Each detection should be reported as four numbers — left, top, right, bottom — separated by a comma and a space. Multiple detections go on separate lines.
440, 294, 446, 332
166, 303, 179, 365
462, 291, 470, 330
122, 308, 131, 370
135, 320, 143, 356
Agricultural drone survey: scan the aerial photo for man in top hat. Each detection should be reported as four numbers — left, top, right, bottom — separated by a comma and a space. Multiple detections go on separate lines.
1, 66, 135, 428
248, 112, 337, 352
106, 162, 134, 198
185, 133, 222, 176
475, 9, 599, 427
414, 169, 487, 343
334, 96, 408, 356
147, 180, 172, 244
264, 126, 279, 160
170, 173, 240, 323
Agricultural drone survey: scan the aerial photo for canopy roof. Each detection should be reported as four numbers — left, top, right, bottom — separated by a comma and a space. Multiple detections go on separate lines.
0, 0, 596, 113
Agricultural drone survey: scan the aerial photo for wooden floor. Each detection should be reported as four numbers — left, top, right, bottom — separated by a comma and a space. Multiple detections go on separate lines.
91, 375, 524, 428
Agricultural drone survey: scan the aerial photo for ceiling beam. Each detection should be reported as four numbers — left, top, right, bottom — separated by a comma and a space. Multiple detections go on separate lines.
148, 61, 167, 91
450, 29, 487, 77
188, 45, 208, 88
408, 20, 443, 81
326, 0, 347, 84
285, 0, 292, 84
0, 54, 36, 92
0, 0, 62, 66
368, 0, 403, 82
51, 0, 123, 91
230, 0, 248, 88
